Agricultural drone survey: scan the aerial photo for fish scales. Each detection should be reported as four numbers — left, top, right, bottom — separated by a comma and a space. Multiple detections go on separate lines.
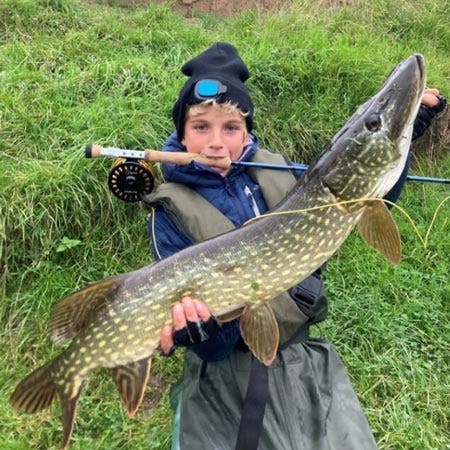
10, 54, 426, 449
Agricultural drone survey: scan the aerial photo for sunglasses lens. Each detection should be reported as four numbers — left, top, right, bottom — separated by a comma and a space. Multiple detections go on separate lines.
195, 79, 227, 99
198, 80, 219, 97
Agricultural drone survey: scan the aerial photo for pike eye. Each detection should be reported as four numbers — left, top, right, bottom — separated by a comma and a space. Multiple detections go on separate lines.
365, 114, 382, 132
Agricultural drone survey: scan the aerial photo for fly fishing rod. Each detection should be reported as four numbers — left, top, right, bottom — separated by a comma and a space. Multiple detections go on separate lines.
85, 144, 450, 202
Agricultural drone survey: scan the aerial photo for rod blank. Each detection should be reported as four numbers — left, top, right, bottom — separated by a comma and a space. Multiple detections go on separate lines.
231, 161, 450, 184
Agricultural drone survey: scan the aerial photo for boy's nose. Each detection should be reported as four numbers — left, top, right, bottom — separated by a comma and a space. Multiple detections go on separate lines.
208, 129, 224, 150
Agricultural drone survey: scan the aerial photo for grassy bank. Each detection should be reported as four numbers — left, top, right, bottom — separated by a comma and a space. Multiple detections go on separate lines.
1, 0, 449, 448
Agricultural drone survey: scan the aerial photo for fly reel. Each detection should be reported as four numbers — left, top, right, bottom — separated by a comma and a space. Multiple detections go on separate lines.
108, 158, 155, 202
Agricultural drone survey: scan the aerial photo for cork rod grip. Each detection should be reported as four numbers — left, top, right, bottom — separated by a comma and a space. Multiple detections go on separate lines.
85, 144, 231, 169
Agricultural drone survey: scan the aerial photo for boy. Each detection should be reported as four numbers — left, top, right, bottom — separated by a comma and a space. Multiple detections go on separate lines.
144, 42, 445, 450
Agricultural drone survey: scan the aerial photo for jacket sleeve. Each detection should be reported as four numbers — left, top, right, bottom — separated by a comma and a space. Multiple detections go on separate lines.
412, 97, 447, 141
147, 207, 242, 362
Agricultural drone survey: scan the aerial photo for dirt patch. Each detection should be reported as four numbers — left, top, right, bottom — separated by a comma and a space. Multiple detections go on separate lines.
111, 0, 355, 16
114, 0, 292, 16
164, 0, 292, 16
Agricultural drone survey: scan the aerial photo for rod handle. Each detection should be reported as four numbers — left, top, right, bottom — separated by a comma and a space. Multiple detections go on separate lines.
85, 144, 231, 169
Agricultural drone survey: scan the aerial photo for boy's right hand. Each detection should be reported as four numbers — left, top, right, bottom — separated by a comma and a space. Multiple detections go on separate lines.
160, 296, 221, 355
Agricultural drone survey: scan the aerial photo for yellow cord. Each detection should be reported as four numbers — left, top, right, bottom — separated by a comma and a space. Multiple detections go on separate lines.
244, 196, 450, 250
424, 196, 450, 248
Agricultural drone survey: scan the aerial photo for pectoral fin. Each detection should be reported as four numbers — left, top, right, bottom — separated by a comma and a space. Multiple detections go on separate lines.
111, 357, 152, 417
240, 303, 279, 366
357, 200, 402, 265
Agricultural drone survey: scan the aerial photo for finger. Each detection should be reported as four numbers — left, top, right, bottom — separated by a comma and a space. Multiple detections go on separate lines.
172, 302, 187, 331
422, 92, 440, 107
424, 87, 439, 96
160, 325, 175, 355
181, 296, 199, 322
193, 299, 212, 322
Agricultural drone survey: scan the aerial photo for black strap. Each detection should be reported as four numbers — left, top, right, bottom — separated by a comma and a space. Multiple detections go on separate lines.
235, 321, 310, 450
235, 357, 269, 450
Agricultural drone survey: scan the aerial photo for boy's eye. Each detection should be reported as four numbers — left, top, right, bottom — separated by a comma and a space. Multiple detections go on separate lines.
192, 123, 208, 131
225, 123, 242, 132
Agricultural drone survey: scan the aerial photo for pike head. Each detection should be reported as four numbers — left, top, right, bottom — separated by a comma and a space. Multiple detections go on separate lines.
307, 54, 426, 203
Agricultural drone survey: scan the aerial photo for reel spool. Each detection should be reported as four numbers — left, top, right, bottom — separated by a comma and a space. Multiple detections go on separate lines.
108, 158, 155, 202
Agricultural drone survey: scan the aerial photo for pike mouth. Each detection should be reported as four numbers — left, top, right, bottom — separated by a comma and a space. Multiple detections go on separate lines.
415, 53, 425, 82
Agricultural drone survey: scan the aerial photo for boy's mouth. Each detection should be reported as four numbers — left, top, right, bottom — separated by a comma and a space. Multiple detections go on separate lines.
199, 154, 231, 169
198, 154, 232, 176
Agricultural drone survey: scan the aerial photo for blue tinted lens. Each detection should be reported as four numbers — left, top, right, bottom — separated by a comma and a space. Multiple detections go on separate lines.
197, 80, 219, 97
195, 79, 227, 99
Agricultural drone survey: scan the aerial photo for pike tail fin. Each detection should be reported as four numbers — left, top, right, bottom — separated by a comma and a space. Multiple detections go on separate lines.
111, 356, 152, 417
10, 357, 84, 450
10, 360, 58, 413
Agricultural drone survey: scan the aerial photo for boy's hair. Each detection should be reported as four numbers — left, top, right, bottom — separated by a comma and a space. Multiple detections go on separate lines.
186, 99, 249, 121
172, 42, 254, 141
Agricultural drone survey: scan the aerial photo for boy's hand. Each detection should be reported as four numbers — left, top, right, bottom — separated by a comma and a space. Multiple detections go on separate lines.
413, 87, 447, 141
160, 296, 220, 355
421, 87, 445, 108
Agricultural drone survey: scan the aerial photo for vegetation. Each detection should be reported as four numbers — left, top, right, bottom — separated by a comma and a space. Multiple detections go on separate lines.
1, 0, 449, 448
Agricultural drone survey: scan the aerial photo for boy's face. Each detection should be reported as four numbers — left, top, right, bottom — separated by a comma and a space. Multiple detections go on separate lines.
181, 106, 250, 177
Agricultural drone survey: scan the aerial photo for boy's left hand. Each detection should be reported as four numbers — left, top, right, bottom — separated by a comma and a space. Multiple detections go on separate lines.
413, 87, 446, 141
421, 88, 444, 107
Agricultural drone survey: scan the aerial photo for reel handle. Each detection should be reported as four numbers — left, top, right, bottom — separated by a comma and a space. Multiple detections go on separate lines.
85, 144, 231, 169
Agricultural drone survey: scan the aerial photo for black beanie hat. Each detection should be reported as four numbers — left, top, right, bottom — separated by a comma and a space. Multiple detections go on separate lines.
172, 42, 254, 141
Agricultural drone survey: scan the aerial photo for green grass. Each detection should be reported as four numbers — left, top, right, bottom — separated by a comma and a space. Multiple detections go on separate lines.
1, 0, 449, 448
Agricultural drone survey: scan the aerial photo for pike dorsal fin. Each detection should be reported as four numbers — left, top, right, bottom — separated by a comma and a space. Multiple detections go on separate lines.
48, 275, 124, 345
240, 303, 279, 366
357, 200, 402, 265
111, 357, 152, 418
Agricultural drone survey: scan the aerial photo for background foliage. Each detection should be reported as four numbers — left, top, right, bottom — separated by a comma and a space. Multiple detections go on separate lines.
1, 0, 449, 448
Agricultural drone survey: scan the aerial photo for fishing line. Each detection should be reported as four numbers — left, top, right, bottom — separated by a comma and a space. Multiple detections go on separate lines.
423, 195, 450, 248
244, 196, 450, 251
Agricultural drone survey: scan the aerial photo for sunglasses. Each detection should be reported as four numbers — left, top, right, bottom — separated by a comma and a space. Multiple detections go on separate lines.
194, 79, 228, 100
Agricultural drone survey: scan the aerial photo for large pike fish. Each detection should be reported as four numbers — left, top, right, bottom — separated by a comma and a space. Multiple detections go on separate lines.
11, 54, 425, 448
